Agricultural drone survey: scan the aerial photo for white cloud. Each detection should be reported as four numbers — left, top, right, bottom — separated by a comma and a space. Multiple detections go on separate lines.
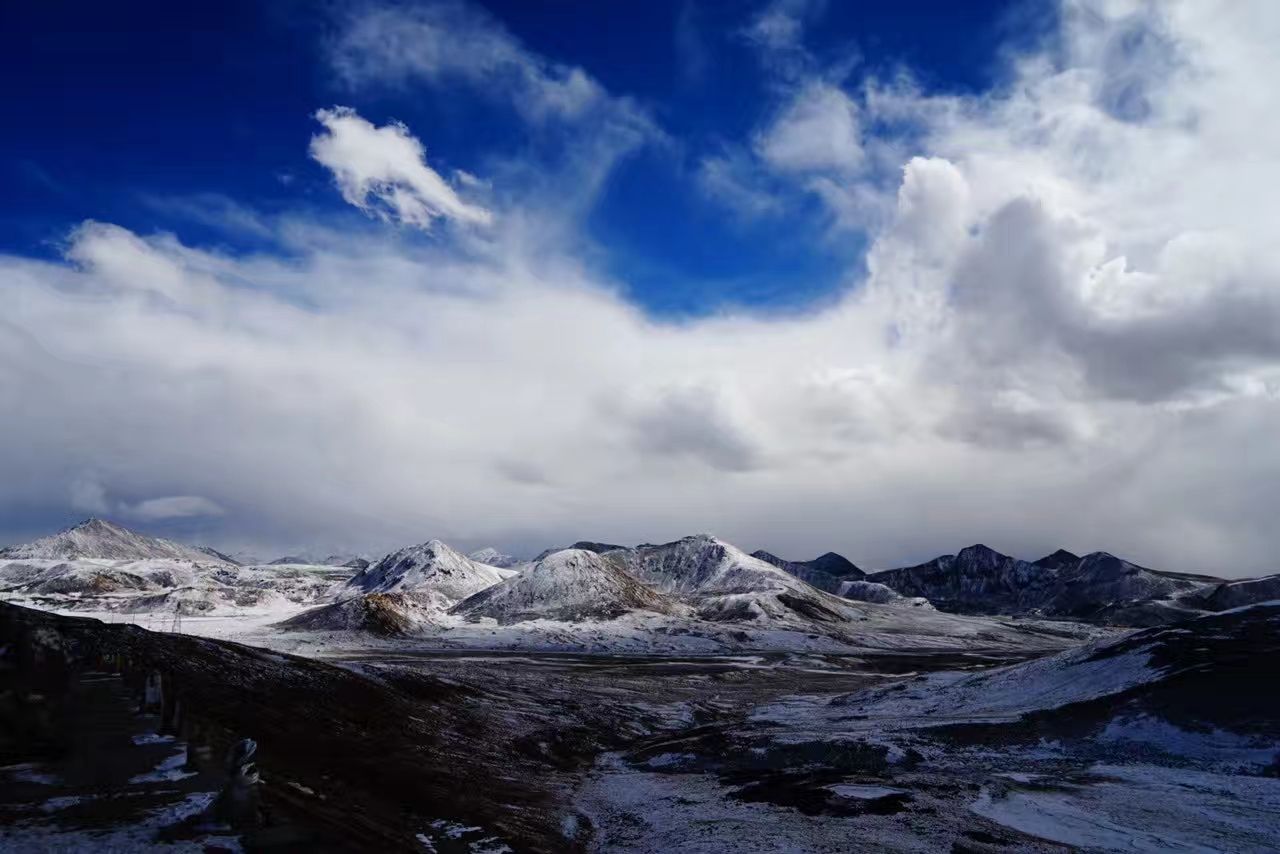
5, 0, 1280, 576
122, 496, 225, 521
330, 2, 637, 127
310, 107, 491, 229
756, 83, 863, 174
326, 3, 661, 218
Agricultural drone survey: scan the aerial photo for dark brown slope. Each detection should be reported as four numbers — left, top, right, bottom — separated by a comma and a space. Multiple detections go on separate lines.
0, 602, 577, 852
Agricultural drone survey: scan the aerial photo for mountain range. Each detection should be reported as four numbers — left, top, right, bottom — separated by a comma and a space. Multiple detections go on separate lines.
3, 519, 1277, 636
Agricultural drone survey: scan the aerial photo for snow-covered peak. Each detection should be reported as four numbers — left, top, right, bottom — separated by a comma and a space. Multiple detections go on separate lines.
451, 548, 676, 624
347, 538, 512, 602
617, 534, 801, 595
0, 518, 228, 564
466, 547, 521, 568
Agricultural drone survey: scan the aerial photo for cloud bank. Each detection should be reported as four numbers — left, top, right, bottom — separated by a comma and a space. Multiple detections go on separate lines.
4, 0, 1280, 575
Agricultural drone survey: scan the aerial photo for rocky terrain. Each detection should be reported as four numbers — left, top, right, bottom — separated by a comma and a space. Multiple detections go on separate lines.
751, 549, 865, 595
2, 518, 1277, 852
5, 594, 1275, 852
866, 543, 1242, 625
576, 602, 1280, 852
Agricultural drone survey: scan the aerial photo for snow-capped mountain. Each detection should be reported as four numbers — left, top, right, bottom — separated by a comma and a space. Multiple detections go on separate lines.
614, 534, 799, 595
611, 534, 928, 626
347, 539, 515, 603
466, 547, 522, 569
835, 579, 921, 605
531, 541, 626, 562
868, 544, 1226, 624
267, 552, 369, 568
452, 549, 678, 624
0, 518, 230, 564
0, 520, 355, 615
751, 549, 865, 594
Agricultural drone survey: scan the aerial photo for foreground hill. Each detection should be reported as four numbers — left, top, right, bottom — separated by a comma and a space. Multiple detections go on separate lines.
626, 602, 1280, 853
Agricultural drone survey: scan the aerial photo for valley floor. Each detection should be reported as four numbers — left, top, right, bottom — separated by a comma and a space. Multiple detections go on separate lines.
2, 601, 1276, 853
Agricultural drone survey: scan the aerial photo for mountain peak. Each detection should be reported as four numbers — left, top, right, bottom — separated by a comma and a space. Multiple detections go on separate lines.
1033, 548, 1082, 569
349, 539, 511, 601
0, 517, 226, 564
74, 517, 118, 531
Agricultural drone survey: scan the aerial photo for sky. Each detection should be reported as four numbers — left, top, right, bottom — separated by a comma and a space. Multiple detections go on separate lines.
2, 0, 1279, 575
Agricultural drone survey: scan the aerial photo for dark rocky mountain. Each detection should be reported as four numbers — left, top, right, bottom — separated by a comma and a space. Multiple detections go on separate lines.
1032, 548, 1080, 569
197, 546, 242, 565
869, 543, 1227, 625
751, 549, 865, 595
1191, 573, 1280, 612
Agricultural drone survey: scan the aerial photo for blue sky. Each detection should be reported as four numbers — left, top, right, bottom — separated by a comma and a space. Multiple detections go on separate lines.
1, 0, 1042, 315
3, 1, 1280, 575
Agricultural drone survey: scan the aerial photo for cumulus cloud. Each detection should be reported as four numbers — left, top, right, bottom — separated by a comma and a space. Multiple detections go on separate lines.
326, 2, 660, 217
310, 107, 491, 229
756, 83, 863, 174
4, 0, 1280, 575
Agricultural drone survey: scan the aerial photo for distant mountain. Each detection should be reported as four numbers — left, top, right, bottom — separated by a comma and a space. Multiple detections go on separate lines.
532, 541, 626, 562
835, 579, 920, 606
1193, 573, 1280, 612
869, 544, 1225, 625
266, 553, 368, 568
466, 547, 522, 569
0, 518, 229, 564
1032, 548, 1080, 569
347, 539, 515, 604
613, 534, 886, 625
198, 546, 242, 565
452, 549, 677, 624
751, 549, 865, 594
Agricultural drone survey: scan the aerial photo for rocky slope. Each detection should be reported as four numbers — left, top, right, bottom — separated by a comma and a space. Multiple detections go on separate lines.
751, 549, 865, 595
868, 543, 1225, 625
1192, 573, 1280, 612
